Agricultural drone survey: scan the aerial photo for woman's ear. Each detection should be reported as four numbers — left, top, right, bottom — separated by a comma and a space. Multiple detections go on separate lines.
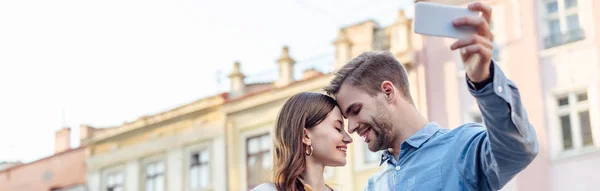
302, 129, 311, 146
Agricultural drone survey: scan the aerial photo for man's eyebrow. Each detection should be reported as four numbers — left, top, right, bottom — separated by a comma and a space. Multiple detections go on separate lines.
345, 103, 358, 117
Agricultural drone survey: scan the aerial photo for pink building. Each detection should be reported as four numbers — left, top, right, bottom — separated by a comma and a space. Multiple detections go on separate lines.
0, 128, 87, 191
390, 0, 598, 190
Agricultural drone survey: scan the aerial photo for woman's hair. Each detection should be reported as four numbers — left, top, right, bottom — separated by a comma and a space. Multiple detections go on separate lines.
272, 92, 337, 191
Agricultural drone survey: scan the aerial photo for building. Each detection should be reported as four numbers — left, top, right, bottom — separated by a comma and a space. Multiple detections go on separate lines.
83, 93, 228, 191
413, 0, 599, 190
535, 0, 599, 190
0, 128, 87, 191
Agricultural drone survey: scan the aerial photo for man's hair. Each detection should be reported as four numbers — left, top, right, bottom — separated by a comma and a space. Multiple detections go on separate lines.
323, 51, 413, 103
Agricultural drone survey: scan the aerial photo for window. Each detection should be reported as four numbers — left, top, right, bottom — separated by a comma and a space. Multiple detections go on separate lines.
363, 144, 380, 164
190, 150, 210, 190
565, 0, 577, 8
354, 141, 384, 172
247, 134, 272, 190
556, 91, 594, 152
549, 19, 561, 37
144, 161, 165, 191
106, 172, 124, 191
373, 28, 390, 51
51, 185, 86, 191
473, 114, 483, 124
544, 0, 584, 49
492, 43, 501, 61
490, 21, 501, 61
546, 0, 558, 14
467, 111, 483, 124
566, 14, 580, 30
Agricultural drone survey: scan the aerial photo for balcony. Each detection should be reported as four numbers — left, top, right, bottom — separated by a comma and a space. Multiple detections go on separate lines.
544, 28, 585, 49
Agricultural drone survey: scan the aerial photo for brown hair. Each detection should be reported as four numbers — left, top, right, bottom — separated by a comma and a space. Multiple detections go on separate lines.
323, 51, 413, 103
272, 92, 337, 191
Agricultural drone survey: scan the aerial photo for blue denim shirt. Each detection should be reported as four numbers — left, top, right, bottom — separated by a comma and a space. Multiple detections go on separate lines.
364, 62, 539, 191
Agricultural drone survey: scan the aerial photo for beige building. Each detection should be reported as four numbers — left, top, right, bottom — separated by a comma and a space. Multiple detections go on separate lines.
223, 47, 380, 191
83, 93, 228, 191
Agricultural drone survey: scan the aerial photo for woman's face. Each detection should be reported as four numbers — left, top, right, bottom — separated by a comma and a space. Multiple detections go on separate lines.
305, 106, 353, 166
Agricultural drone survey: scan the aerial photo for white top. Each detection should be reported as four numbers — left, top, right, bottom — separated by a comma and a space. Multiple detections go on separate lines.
251, 182, 336, 191
251, 183, 278, 191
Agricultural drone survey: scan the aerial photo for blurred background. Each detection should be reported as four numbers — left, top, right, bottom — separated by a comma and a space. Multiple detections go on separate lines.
1, 0, 599, 190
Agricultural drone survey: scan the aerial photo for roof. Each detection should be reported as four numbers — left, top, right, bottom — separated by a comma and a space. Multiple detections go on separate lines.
226, 71, 329, 103
84, 92, 228, 144
0, 147, 85, 173
339, 19, 380, 30
245, 82, 273, 93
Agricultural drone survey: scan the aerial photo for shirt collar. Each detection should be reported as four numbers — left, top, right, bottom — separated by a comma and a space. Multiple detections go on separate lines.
379, 151, 393, 166
405, 122, 441, 149
378, 122, 441, 166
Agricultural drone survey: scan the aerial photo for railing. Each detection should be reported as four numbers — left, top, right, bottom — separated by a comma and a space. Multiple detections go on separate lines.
544, 28, 585, 49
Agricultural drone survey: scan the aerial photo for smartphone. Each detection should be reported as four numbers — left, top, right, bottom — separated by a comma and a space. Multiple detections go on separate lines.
413, 2, 479, 39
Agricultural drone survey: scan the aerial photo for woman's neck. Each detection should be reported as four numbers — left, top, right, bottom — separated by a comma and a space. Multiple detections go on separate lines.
302, 158, 328, 191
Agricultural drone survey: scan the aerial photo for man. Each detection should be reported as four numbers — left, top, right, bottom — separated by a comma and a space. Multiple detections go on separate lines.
323, 2, 538, 191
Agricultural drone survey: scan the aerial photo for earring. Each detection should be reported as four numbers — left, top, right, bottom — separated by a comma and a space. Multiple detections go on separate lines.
305, 145, 313, 156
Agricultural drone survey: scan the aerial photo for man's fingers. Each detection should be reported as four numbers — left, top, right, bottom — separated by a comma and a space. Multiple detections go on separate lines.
460, 44, 492, 61
452, 36, 476, 50
453, 16, 492, 39
453, 16, 487, 29
468, 2, 492, 24
451, 35, 493, 50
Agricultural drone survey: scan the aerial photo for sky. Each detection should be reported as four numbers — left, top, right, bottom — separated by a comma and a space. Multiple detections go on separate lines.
0, 0, 414, 163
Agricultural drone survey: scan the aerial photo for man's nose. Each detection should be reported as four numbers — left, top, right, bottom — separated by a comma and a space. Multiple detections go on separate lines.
347, 118, 359, 134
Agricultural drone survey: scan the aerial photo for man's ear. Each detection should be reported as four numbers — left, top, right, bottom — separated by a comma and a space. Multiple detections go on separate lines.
302, 129, 311, 146
380, 81, 396, 104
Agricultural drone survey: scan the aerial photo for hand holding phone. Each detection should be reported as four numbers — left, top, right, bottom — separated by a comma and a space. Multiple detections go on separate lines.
416, 1, 495, 83
413, 2, 479, 39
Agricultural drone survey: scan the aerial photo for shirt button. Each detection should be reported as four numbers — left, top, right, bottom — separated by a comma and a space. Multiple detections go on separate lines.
395, 166, 401, 170
497, 86, 503, 93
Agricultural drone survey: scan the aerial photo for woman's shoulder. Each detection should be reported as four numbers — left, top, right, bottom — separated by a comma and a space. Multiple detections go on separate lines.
251, 183, 278, 191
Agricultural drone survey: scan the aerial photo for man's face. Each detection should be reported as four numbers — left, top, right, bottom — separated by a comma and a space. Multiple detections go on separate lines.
335, 83, 396, 152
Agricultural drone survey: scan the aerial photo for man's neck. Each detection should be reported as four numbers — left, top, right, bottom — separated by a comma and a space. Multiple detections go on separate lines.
390, 106, 429, 159
302, 158, 328, 191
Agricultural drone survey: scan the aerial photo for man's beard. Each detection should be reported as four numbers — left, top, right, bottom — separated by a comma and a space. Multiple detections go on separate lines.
367, 105, 395, 152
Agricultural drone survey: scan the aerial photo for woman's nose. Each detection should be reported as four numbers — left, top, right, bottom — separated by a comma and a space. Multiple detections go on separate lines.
343, 132, 353, 144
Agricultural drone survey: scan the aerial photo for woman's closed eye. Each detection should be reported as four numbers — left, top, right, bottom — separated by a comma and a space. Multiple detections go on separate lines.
335, 126, 343, 133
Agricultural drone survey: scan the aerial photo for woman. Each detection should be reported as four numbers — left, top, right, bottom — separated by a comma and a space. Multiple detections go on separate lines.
253, 92, 353, 191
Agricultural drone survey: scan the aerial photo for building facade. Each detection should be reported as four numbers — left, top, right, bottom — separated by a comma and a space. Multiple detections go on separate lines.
83, 94, 228, 191
414, 0, 599, 190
